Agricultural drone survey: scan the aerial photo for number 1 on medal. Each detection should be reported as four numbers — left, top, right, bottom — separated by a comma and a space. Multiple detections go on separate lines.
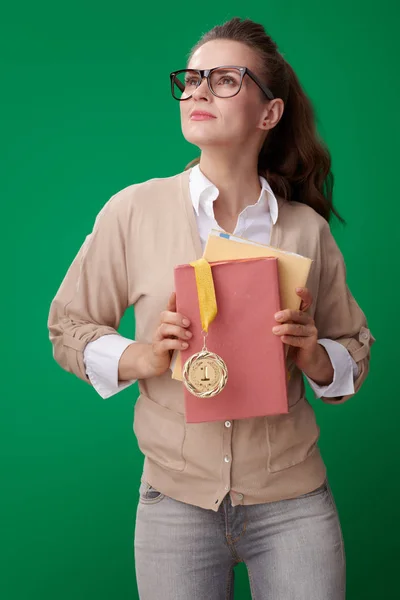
201, 365, 210, 382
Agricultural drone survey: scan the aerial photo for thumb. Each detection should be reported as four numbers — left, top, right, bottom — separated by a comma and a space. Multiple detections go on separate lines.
166, 291, 176, 312
296, 287, 313, 312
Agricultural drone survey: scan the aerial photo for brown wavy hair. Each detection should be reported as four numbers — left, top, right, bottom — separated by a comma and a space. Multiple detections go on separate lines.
184, 17, 344, 224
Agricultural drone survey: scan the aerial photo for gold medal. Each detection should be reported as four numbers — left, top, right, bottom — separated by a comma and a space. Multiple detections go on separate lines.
182, 258, 228, 398
183, 338, 228, 398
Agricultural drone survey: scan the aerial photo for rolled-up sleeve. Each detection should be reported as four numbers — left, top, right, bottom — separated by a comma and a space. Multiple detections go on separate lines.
83, 334, 137, 398
47, 191, 137, 385
305, 338, 359, 399
313, 221, 375, 404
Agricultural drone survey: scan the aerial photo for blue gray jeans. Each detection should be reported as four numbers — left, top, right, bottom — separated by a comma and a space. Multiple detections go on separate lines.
134, 478, 345, 600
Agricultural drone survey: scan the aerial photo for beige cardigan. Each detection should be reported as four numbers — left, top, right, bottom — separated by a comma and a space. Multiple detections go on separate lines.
47, 168, 375, 511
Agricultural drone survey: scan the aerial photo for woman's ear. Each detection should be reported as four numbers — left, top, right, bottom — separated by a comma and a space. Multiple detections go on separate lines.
260, 99, 285, 130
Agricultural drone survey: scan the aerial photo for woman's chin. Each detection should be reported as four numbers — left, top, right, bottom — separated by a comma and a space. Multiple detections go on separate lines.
182, 131, 227, 147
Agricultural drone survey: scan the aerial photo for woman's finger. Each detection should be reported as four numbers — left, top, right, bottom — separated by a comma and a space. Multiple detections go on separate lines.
281, 335, 310, 348
160, 291, 190, 329
160, 310, 191, 329
274, 309, 313, 325
273, 323, 316, 337
156, 323, 192, 342
296, 287, 313, 312
166, 291, 176, 312
154, 337, 189, 354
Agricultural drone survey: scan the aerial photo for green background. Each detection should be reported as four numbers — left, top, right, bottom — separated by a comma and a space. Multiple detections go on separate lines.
2, 1, 396, 598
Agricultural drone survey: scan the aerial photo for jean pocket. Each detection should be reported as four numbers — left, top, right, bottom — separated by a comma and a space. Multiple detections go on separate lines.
138, 480, 166, 505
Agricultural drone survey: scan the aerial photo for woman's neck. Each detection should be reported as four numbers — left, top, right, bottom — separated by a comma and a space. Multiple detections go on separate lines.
199, 154, 262, 218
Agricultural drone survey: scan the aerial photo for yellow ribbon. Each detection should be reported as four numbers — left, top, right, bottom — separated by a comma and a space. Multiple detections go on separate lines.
189, 258, 217, 334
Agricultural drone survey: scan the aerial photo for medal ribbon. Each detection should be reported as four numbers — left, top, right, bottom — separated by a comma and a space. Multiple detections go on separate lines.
189, 258, 217, 334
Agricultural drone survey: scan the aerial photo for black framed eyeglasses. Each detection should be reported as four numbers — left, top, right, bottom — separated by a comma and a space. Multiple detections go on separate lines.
169, 65, 275, 101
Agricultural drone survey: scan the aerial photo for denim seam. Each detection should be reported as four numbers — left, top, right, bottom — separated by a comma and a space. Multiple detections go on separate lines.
326, 484, 346, 572
223, 502, 239, 561
247, 562, 255, 599
225, 566, 234, 600
230, 517, 248, 545
139, 494, 165, 505
225, 538, 241, 563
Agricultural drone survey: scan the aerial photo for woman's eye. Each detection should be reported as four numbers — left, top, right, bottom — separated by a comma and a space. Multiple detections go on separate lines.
218, 77, 235, 85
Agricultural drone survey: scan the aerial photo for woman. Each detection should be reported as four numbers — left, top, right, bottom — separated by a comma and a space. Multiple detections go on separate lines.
48, 17, 374, 600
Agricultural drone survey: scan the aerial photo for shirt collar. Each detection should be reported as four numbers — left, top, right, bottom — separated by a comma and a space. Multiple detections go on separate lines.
189, 163, 278, 224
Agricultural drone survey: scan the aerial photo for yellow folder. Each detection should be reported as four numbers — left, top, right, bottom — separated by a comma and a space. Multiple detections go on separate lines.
171, 230, 313, 381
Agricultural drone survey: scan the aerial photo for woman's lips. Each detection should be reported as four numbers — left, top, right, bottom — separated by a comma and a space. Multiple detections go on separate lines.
190, 113, 216, 120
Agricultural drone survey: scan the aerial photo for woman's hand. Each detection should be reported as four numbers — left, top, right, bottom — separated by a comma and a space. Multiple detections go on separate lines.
118, 292, 192, 381
144, 292, 192, 378
272, 287, 334, 386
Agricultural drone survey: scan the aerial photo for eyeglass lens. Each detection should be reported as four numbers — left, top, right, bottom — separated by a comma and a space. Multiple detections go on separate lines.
172, 68, 242, 99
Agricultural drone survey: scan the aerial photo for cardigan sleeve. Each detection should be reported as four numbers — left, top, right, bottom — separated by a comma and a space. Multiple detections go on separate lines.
312, 220, 375, 404
47, 192, 136, 385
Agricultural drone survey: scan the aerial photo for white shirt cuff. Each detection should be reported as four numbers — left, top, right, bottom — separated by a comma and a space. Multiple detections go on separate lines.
304, 338, 359, 399
83, 334, 137, 399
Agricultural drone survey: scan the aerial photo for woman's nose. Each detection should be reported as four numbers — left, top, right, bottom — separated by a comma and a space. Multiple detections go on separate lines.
191, 77, 210, 99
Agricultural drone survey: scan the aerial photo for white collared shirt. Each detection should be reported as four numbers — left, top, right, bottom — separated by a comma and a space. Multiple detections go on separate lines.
83, 164, 358, 399
190, 162, 278, 250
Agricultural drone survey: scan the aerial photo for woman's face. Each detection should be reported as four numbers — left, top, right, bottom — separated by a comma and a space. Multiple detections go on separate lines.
179, 39, 273, 151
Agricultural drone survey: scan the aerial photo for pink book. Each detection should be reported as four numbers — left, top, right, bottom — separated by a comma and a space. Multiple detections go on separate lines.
174, 257, 288, 423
